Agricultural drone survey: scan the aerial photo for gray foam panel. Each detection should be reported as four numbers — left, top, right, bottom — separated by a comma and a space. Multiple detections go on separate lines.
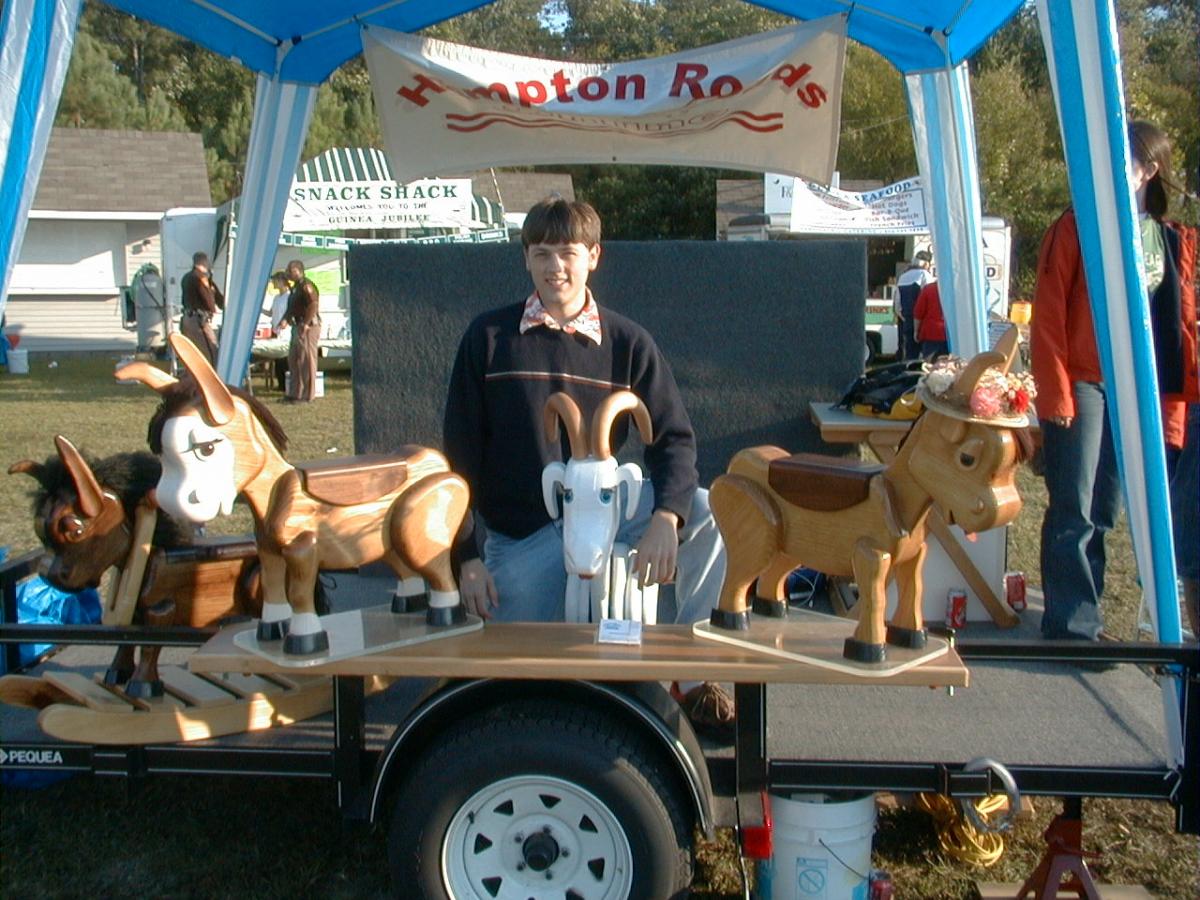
349, 239, 866, 485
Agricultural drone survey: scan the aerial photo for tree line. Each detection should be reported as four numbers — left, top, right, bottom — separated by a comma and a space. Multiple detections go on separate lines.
57, 0, 1197, 296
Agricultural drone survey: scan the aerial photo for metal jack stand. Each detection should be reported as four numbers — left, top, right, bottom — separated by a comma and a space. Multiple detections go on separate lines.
1016, 797, 1101, 899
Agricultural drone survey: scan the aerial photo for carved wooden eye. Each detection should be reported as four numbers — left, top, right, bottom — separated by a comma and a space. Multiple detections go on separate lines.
62, 515, 86, 539
196, 441, 218, 458
563, 489, 574, 503
958, 437, 984, 470
599, 489, 614, 504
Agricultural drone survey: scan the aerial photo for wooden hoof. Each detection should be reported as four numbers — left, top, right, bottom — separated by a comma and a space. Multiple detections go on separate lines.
124, 678, 164, 699
256, 619, 288, 642
751, 596, 788, 618
102, 667, 133, 687
709, 608, 751, 631
392, 590, 430, 614
887, 624, 928, 649
284, 630, 329, 656
426, 604, 466, 627
843, 637, 886, 663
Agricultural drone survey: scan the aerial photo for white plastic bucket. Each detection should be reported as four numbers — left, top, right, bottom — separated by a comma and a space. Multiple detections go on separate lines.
284, 371, 325, 398
6, 348, 29, 374
758, 791, 876, 900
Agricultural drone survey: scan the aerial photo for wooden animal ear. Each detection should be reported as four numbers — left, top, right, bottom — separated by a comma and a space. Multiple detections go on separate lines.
8, 459, 45, 479
116, 361, 177, 392
993, 326, 1020, 374
54, 435, 105, 518
169, 333, 235, 425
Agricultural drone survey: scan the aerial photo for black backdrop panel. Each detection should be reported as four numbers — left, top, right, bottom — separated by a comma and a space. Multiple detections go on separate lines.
350, 239, 865, 485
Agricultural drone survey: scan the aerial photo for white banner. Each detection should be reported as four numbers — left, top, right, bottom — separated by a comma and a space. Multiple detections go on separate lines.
284, 177, 472, 231
363, 19, 845, 184
784, 175, 928, 234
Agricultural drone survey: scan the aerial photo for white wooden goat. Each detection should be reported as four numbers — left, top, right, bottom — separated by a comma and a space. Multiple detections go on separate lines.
542, 392, 659, 624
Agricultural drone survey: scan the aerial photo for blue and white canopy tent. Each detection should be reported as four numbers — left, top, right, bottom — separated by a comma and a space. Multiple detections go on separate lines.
0, 0, 1184, 757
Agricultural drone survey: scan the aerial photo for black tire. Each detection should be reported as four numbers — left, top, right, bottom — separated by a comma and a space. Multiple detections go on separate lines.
387, 697, 693, 900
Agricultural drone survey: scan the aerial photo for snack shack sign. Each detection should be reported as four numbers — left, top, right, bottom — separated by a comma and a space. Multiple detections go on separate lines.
363, 17, 845, 184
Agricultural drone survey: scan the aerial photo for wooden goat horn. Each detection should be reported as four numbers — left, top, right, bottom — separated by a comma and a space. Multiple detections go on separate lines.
591, 391, 653, 460
543, 392, 588, 460
169, 333, 235, 425
54, 435, 105, 519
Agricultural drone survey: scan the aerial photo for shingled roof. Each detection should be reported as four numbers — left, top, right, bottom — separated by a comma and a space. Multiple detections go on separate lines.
33, 128, 212, 213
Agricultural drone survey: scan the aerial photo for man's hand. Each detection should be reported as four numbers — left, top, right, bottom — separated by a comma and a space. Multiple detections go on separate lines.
634, 509, 680, 588
459, 558, 499, 619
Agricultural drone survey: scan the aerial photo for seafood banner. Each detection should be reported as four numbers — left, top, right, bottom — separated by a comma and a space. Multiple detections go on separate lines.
363, 17, 845, 184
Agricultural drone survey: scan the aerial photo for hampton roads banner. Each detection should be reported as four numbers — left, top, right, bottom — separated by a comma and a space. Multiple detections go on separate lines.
363, 19, 846, 184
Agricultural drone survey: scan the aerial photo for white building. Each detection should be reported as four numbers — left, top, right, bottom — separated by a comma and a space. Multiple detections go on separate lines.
6, 128, 211, 353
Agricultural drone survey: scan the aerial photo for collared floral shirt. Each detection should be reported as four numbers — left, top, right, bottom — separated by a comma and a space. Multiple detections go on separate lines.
518, 291, 603, 346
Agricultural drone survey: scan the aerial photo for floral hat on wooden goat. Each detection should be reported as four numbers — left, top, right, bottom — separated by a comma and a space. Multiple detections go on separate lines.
916, 327, 1036, 428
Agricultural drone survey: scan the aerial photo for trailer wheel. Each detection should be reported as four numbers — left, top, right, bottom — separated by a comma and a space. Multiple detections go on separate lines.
387, 698, 693, 900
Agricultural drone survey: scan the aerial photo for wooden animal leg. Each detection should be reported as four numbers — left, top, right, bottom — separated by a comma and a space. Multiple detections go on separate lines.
103, 644, 135, 686
281, 532, 327, 655
753, 555, 803, 619
887, 543, 928, 648
390, 473, 470, 627
385, 555, 428, 614
126, 599, 175, 698
709, 474, 781, 630
255, 549, 291, 642
846, 540, 890, 663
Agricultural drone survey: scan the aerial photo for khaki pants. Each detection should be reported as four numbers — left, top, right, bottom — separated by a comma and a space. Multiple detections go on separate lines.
180, 313, 218, 366
288, 322, 320, 401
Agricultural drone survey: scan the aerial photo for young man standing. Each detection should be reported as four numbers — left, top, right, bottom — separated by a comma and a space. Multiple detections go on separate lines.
894, 249, 933, 360
443, 197, 732, 739
284, 259, 320, 402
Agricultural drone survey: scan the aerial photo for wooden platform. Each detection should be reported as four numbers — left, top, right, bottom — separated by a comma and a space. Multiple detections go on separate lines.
191, 619, 969, 687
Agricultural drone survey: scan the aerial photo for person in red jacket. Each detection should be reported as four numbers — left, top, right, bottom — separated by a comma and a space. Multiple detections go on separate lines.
913, 279, 949, 358
1031, 120, 1198, 641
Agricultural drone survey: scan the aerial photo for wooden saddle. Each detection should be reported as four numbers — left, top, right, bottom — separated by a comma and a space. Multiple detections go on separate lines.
297, 449, 422, 506
766, 453, 885, 511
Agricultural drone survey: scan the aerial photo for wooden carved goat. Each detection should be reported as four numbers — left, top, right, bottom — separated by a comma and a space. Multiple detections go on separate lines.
708, 330, 1030, 663
10, 436, 261, 696
542, 391, 658, 622
118, 333, 470, 656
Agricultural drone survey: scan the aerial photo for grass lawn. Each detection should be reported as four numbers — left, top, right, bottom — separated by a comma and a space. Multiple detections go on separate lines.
1, 354, 1196, 898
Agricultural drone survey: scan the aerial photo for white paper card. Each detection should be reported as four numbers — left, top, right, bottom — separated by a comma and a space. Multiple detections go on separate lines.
597, 618, 643, 645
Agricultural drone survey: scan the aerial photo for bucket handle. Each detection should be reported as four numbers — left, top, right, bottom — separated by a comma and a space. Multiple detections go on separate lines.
959, 757, 1020, 833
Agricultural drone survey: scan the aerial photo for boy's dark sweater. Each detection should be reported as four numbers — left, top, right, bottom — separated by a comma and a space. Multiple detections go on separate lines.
444, 300, 698, 558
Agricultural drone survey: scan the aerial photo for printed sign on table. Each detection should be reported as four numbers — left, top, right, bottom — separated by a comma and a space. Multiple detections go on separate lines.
364, 18, 846, 183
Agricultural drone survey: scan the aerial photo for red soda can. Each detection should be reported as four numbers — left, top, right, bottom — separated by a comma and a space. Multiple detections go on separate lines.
1005, 571, 1027, 611
946, 589, 968, 629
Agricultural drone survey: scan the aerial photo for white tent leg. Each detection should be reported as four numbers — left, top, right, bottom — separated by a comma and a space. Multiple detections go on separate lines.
0, 0, 82, 320
1037, 0, 1183, 764
905, 62, 989, 357
216, 73, 317, 386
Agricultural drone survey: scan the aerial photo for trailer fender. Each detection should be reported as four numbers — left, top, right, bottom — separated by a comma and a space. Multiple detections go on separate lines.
367, 678, 716, 837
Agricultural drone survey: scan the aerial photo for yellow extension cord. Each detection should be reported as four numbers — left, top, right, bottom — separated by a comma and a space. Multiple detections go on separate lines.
915, 792, 1009, 867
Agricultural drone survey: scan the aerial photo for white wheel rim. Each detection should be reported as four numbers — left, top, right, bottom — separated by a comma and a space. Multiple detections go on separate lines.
442, 774, 635, 900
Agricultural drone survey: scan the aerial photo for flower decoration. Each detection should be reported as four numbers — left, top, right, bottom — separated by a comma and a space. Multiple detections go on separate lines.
920, 355, 1037, 422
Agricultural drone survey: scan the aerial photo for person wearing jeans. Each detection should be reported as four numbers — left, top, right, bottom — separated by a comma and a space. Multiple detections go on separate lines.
1038, 382, 1122, 639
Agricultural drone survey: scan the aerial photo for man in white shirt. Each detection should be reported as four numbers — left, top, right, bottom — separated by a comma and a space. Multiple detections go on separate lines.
263, 271, 290, 390
893, 250, 933, 360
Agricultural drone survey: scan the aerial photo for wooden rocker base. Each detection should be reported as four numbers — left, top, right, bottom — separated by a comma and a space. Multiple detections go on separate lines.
234, 604, 483, 669
0, 668, 389, 745
693, 608, 950, 678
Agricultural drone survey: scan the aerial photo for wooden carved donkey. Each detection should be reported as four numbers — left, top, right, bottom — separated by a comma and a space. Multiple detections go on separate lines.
708, 329, 1032, 663
10, 436, 261, 696
118, 333, 470, 656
